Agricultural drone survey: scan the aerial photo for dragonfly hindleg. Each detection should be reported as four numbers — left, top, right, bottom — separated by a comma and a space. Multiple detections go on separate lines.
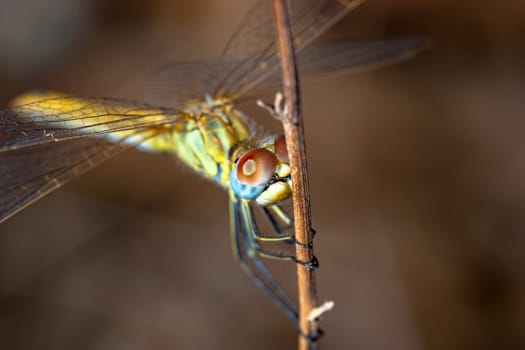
230, 198, 299, 325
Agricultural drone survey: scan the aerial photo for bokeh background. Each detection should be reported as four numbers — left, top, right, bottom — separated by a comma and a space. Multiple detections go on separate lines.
1, 0, 524, 349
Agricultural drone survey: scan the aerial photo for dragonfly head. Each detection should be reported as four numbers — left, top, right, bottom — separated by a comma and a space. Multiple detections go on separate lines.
230, 135, 291, 205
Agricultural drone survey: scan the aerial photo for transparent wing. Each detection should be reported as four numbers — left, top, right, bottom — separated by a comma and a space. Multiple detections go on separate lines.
215, 0, 366, 98
145, 0, 366, 106
145, 61, 238, 108
0, 91, 182, 222
0, 132, 160, 223
220, 0, 365, 59
258, 37, 428, 94
1, 91, 181, 151
145, 37, 427, 106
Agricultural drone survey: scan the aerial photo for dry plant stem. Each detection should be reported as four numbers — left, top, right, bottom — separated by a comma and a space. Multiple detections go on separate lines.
272, 1, 319, 349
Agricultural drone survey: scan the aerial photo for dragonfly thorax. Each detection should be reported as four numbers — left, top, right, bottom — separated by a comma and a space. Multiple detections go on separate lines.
165, 99, 292, 207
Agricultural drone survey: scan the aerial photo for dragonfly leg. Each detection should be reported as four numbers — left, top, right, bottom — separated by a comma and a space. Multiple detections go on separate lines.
261, 206, 286, 235
258, 204, 317, 250
230, 198, 299, 325
267, 203, 292, 227
242, 201, 319, 271
249, 235, 319, 271
241, 204, 294, 242
260, 204, 295, 242
232, 198, 320, 339
261, 205, 317, 250
239, 203, 320, 342
243, 202, 295, 254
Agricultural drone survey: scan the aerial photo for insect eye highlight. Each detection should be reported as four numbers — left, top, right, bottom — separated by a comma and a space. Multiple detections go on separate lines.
236, 149, 277, 185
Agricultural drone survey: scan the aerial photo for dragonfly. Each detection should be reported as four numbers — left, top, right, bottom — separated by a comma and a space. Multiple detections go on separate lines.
0, 0, 424, 328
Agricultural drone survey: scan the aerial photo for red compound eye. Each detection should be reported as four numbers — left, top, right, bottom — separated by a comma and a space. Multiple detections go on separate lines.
274, 135, 289, 163
236, 149, 277, 185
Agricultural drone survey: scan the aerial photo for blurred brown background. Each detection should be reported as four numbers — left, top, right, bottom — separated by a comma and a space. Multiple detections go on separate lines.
1, 0, 524, 349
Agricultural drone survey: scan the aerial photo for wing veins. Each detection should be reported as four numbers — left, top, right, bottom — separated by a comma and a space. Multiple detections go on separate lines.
0, 129, 164, 223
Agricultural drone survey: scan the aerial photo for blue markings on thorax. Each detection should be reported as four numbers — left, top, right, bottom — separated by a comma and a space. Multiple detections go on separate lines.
212, 163, 223, 182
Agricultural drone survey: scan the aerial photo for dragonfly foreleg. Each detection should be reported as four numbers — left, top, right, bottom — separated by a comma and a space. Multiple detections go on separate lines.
242, 201, 319, 270
242, 203, 294, 242
259, 205, 312, 249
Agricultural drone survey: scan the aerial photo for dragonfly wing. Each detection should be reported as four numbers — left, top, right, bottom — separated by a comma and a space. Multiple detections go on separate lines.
213, 0, 366, 98
0, 127, 167, 224
0, 91, 181, 222
1, 139, 118, 223
296, 37, 428, 77
145, 37, 427, 106
144, 61, 238, 108
253, 37, 428, 96
220, 0, 365, 59
1, 91, 180, 151
144, 0, 365, 106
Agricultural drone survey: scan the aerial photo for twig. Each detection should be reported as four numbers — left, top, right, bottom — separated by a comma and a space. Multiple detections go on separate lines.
307, 301, 335, 323
271, 1, 323, 349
